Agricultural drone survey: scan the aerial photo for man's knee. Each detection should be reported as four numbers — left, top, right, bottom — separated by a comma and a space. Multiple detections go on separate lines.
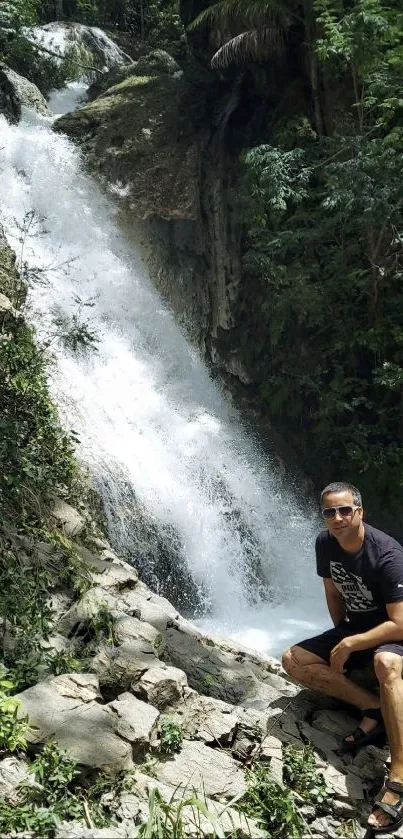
282, 645, 321, 675
374, 651, 402, 685
282, 648, 295, 675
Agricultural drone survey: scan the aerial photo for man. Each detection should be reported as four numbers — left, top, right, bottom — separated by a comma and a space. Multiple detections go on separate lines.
282, 482, 403, 833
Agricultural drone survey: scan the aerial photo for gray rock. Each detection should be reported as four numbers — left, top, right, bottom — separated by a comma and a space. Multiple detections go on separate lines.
117, 583, 178, 631
152, 740, 246, 800
322, 764, 365, 800
92, 639, 157, 688
332, 798, 358, 816
55, 825, 127, 838
107, 692, 159, 756
0, 292, 17, 316
132, 664, 188, 709
17, 674, 133, 774
130, 771, 262, 837
349, 744, 389, 782
135, 49, 180, 76
0, 62, 49, 122
170, 692, 239, 746
58, 587, 118, 634
73, 544, 138, 591
114, 614, 163, 652
0, 757, 31, 803
312, 709, 358, 739
51, 499, 86, 537
310, 816, 340, 837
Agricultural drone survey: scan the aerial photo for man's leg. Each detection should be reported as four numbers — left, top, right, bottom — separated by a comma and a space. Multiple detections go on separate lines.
368, 651, 403, 830
282, 645, 380, 712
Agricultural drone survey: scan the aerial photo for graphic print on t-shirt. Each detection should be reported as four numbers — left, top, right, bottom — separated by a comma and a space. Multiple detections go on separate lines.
330, 561, 377, 614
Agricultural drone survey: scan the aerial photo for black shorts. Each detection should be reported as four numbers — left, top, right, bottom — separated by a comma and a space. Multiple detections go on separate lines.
298, 621, 403, 672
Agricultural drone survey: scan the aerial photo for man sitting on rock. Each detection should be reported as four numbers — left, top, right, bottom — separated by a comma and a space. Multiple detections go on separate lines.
282, 482, 403, 834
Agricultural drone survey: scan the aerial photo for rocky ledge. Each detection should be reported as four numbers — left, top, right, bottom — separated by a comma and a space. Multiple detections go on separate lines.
0, 496, 392, 838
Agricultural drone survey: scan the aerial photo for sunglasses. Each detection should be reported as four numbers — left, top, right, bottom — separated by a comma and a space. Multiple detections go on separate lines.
321, 505, 360, 519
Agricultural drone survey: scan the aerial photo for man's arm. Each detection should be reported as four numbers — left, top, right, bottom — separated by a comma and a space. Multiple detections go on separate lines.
330, 601, 403, 672
323, 577, 346, 626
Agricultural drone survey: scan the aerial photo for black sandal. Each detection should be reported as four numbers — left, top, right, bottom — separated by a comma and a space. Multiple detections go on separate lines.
367, 779, 403, 834
341, 707, 386, 754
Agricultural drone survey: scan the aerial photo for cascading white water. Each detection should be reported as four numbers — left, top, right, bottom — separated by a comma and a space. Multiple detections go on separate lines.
0, 87, 329, 656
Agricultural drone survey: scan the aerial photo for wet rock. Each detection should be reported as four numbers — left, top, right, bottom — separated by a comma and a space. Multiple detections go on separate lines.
0, 62, 50, 122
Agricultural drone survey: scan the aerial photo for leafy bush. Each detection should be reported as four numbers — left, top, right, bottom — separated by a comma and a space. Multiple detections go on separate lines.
1, 35, 75, 95
283, 744, 328, 812
0, 669, 29, 753
158, 715, 183, 755
0, 311, 77, 526
237, 763, 305, 838
240, 0, 403, 528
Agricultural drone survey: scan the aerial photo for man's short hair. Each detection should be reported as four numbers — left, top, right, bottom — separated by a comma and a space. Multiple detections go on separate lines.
320, 482, 362, 508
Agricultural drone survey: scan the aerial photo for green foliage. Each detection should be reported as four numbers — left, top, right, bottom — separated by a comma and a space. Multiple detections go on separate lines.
1, 35, 75, 94
0, 668, 29, 753
240, 0, 403, 526
283, 744, 328, 811
0, 312, 77, 526
158, 715, 183, 755
237, 762, 305, 838
135, 785, 230, 838
82, 602, 117, 645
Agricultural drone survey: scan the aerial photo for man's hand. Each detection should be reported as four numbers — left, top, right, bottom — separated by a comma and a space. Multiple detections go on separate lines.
330, 637, 355, 673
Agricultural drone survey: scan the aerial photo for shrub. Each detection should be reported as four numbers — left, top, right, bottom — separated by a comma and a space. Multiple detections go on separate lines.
158, 715, 183, 755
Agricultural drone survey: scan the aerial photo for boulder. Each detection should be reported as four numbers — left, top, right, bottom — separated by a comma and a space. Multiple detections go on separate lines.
57, 586, 118, 634
72, 544, 138, 591
116, 583, 179, 630
169, 691, 239, 745
0, 757, 31, 803
114, 614, 164, 652
106, 692, 159, 757
17, 674, 133, 774
132, 664, 188, 710
92, 639, 157, 688
55, 72, 199, 222
135, 50, 180, 76
51, 499, 86, 537
321, 764, 365, 801
0, 62, 49, 122
152, 740, 246, 800
311, 708, 358, 740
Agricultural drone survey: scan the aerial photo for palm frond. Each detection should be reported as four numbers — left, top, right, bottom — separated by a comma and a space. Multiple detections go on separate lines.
211, 27, 285, 67
188, 0, 298, 33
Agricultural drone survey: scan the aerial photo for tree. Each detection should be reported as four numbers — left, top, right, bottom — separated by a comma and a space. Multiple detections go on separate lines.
188, 0, 325, 133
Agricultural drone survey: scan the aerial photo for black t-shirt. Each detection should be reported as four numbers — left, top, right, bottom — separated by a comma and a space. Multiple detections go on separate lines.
316, 523, 403, 629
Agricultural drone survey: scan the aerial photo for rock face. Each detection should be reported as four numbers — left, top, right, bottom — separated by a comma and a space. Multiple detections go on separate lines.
24, 22, 131, 72
0, 62, 50, 122
55, 68, 199, 222
10, 509, 386, 836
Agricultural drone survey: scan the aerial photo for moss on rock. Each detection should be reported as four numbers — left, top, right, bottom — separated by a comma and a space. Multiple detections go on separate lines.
55, 71, 199, 221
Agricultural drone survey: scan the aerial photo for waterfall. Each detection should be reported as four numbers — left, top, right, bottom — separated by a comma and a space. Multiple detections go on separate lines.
0, 87, 328, 657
